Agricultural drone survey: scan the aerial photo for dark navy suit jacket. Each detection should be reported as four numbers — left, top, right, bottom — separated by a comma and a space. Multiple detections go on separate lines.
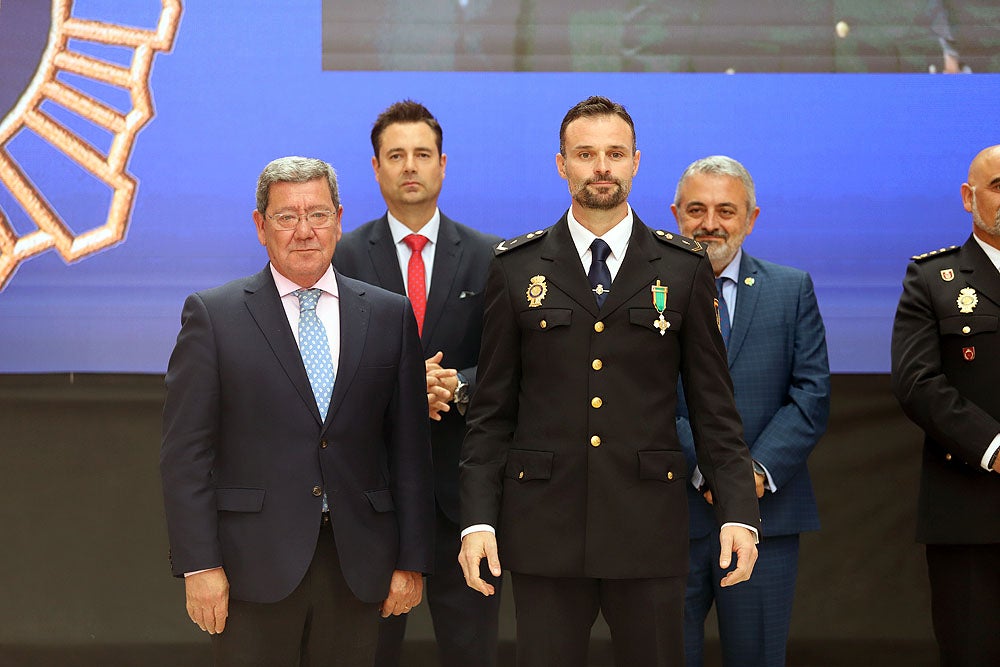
677, 253, 830, 539
160, 267, 434, 604
333, 213, 501, 524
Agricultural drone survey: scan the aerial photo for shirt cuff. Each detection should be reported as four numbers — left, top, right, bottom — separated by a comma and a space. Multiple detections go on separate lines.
184, 566, 222, 577
981, 434, 1000, 472
753, 459, 777, 493
460, 524, 495, 539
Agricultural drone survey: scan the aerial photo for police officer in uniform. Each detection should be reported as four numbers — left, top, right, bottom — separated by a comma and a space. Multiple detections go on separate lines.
457, 96, 761, 667
891, 144, 1000, 666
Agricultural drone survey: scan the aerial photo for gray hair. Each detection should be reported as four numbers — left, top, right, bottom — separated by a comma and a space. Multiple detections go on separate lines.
255, 156, 340, 213
674, 155, 756, 213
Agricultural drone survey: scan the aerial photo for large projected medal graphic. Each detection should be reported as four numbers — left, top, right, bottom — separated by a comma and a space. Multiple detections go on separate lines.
0, 1, 181, 290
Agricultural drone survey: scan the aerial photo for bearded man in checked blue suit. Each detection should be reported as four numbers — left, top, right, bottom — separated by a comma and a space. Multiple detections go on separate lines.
672, 156, 831, 667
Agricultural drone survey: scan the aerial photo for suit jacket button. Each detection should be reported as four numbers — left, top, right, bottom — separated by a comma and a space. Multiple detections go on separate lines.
592, 359, 603, 370
312, 485, 323, 496
944, 453, 952, 461
591, 397, 603, 408
590, 435, 601, 447
320, 440, 328, 449
594, 321, 605, 333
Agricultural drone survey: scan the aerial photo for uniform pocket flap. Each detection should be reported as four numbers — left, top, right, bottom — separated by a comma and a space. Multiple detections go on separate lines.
504, 449, 554, 481
637, 450, 687, 482
629, 307, 681, 333
216, 487, 265, 512
940, 314, 998, 336
365, 488, 396, 512
518, 308, 572, 331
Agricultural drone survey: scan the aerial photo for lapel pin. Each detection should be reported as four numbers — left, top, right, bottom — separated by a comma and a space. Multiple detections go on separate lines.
744, 277, 755, 286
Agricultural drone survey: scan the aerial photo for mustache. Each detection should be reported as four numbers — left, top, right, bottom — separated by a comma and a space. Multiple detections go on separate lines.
691, 228, 730, 241
585, 174, 623, 187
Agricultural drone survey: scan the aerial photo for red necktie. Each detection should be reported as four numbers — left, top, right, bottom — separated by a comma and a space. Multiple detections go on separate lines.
403, 234, 429, 335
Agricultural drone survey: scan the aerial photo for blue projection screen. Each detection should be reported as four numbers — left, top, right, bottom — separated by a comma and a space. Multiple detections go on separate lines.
0, 0, 998, 373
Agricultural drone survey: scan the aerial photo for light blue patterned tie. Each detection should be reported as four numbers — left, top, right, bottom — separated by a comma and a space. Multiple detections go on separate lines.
294, 289, 334, 420
295, 289, 333, 513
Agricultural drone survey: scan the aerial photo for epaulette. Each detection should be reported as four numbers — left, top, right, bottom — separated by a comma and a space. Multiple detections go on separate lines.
494, 227, 549, 256
911, 245, 959, 262
652, 229, 704, 254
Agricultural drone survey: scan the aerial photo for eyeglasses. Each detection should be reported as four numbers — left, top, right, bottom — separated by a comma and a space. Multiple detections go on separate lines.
267, 210, 336, 230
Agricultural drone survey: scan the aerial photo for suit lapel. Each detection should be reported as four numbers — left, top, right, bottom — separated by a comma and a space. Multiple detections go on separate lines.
599, 216, 659, 316
242, 267, 319, 421
727, 253, 760, 366
366, 216, 406, 295
422, 215, 461, 345
959, 235, 1000, 309
540, 217, 600, 317
325, 272, 369, 430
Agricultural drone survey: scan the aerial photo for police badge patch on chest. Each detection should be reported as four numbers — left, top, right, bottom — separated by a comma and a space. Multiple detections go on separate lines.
956, 287, 978, 314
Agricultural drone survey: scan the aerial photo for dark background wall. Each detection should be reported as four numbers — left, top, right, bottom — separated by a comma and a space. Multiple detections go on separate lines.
0, 373, 934, 666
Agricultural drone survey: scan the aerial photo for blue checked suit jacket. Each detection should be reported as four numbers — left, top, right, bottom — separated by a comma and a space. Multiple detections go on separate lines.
677, 253, 830, 539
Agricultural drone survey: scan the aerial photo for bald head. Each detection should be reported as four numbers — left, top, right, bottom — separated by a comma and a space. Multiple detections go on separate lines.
968, 145, 1000, 183
963, 145, 1000, 246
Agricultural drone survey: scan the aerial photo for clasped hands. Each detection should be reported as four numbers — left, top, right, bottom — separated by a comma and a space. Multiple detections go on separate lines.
425, 351, 459, 420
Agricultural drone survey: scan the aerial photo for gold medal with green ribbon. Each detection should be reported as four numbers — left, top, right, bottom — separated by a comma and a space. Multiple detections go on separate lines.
651, 280, 670, 336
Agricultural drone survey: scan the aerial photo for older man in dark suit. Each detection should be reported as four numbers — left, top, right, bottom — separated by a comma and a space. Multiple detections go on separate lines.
333, 101, 502, 667
672, 156, 831, 667
160, 156, 434, 666
892, 144, 1000, 666
458, 96, 760, 667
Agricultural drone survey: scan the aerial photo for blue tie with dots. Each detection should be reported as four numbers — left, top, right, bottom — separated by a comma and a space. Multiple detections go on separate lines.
294, 289, 334, 421
716, 277, 731, 347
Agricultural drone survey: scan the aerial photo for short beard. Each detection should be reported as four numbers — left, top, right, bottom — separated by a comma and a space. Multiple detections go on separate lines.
573, 176, 630, 211
972, 190, 1000, 236
691, 225, 747, 271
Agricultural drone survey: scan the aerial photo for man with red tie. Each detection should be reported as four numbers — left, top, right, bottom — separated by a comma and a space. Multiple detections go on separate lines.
333, 101, 503, 667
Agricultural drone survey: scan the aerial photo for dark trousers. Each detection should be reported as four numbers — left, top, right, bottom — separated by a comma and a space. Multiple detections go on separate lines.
511, 571, 685, 667
211, 516, 380, 667
926, 543, 1000, 667
375, 505, 502, 667
684, 533, 799, 667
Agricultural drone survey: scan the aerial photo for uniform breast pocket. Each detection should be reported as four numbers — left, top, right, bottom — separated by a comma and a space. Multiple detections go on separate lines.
629, 307, 681, 335
940, 314, 998, 337
518, 308, 572, 333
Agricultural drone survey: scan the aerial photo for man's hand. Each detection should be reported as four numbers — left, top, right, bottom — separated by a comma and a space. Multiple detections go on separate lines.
754, 471, 766, 499
458, 531, 501, 596
425, 351, 458, 421
380, 570, 423, 618
718, 525, 758, 588
185, 567, 229, 634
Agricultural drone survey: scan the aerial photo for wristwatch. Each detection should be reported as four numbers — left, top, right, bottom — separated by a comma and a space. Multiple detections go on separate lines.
452, 373, 470, 406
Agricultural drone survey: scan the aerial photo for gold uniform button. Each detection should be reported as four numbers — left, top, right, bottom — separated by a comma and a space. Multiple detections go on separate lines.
312, 485, 323, 497
944, 453, 953, 461
667, 471, 674, 480
591, 397, 603, 408
962, 326, 971, 334
540, 320, 547, 329
594, 321, 605, 333
592, 359, 603, 370
518, 471, 525, 479
590, 435, 601, 447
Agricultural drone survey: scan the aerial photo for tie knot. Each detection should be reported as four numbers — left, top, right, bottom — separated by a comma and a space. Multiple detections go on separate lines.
591, 238, 611, 262
715, 277, 727, 294
294, 288, 322, 312
404, 234, 429, 253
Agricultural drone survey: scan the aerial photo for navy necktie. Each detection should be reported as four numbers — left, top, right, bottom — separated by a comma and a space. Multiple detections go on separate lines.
716, 277, 731, 347
588, 238, 612, 307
